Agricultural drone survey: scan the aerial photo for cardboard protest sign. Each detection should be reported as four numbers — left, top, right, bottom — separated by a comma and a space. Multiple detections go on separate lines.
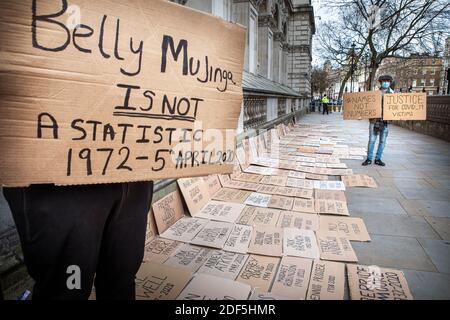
271, 256, 313, 300
212, 188, 251, 203
319, 216, 371, 242
347, 264, 413, 300
177, 273, 251, 300
314, 190, 347, 202
260, 175, 288, 187
164, 243, 212, 272
383, 93, 426, 121
196, 200, 245, 223
249, 289, 288, 300
276, 211, 319, 231
146, 209, 158, 244
197, 250, 248, 280
343, 91, 382, 120
223, 224, 253, 254
143, 237, 182, 264
248, 225, 283, 257
272, 186, 298, 197
305, 173, 328, 181
202, 175, 222, 196
236, 254, 280, 292
244, 192, 272, 208
256, 184, 279, 195
286, 178, 314, 189
159, 217, 208, 242
235, 146, 250, 169
283, 228, 320, 259
268, 195, 294, 211
219, 179, 260, 192
152, 190, 185, 234
244, 165, 276, 175
177, 178, 210, 216
190, 220, 234, 249
288, 170, 306, 179
295, 188, 314, 199
136, 262, 192, 300
232, 172, 263, 183
0, 0, 246, 187
316, 232, 358, 262
315, 200, 350, 216
292, 198, 316, 214
237, 206, 281, 227
314, 181, 346, 191
306, 260, 345, 300
341, 174, 378, 188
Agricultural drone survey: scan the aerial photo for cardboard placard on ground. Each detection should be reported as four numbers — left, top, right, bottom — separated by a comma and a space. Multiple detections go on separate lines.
276, 211, 319, 231
190, 220, 234, 249
294, 188, 314, 199
220, 179, 260, 191
249, 289, 289, 300
256, 184, 279, 195
315, 200, 350, 216
143, 237, 182, 264
314, 190, 347, 202
283, 228, 320, 259
236, 254, 280, 292
177, 178, 210, 216
306, 260, 345, 300
286, 178, 314, 189
316, 232, 358, 262
159, 217, 208, 242
177, 273, 252, 300
272, 186, 298, 197
341, 174, 378, 188
292, 198, 316, 214
0, 0, 245, 187
135, 262, 192, 300
305, 173, 329, 181
196, 200, 246, 223
314, 181, 346, 191
245, 192, 272, 207
268, 195, 294, 211
164, 243, 212, 272
244, 165, 276, 176
319, 216, 371, 241
212, 188, 251, 203
232, 172, 263, 183
146, 209, 158, 244
202, 175, 223, 196
248, 225, 283, 257
152, 190, 185, 234
271, 256, 313, 300
223, 224, 253, 254
347, 264, 413, 300
197, 250, 248, 280
343, 91, 382, 120
260, 175, 288, 187
383, 93, 426, 121
238, 206, 281, 227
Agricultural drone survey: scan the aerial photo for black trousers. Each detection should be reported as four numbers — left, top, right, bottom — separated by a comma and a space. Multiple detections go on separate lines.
3, 181, 153, 300
322, 103, 329, 114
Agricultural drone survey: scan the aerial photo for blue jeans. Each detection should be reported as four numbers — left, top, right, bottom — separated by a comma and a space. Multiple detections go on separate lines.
367, 122, 388, 161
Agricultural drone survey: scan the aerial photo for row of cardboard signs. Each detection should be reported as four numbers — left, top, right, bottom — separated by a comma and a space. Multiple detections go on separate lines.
107, 122, 413, 300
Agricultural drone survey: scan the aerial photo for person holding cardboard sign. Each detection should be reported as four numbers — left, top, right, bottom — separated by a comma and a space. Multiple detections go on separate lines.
362, 75, 394, 167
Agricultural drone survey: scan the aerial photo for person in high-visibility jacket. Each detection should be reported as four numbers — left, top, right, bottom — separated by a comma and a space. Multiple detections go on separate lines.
321, 95, 330, 115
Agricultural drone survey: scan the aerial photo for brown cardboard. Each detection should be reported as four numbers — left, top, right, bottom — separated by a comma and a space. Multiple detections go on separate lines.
283, 228, 320, 259
316, 232, 358, 262
268, 195, 294, 211
238, 206, 281, 227
223, 224, 253, 254
236, 254, 280, 292
164, 243, 212, 272
152, 190, 185, 234
212, 188, 251, 203
314, 200, 350, 216
146, 208, 158, 244
383, 93, 426, 121
319, 216, 371, 241
202, 175, 223, 197
271, 256, 313, 300
177, 177, 210, 216
220, 179, 260, 191
286, 178, 314, 189
256, 184, 279, 195
196, 200, 246, 223
244, 192, 272, 207
343, 91, 382, 120
260, 175, 288, 186
347, 264, 413, 300
276, 211, 319, 231
341, 174, 378, 188
306, 260, 345, 300
197, 250, 248, 280
0, 0, 245, 187
292, 198, 316, 214
143, 237, 182, 264
314, 190, 347, 202
295, 188, 314, 199
190, 220, 234, 249
135, 262, 192, 300
159, 217, 208, 242
232, 172, 263, 183
248, 225, 283, 257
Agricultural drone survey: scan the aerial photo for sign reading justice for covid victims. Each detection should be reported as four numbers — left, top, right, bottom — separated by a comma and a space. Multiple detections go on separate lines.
0, 0, 246, 186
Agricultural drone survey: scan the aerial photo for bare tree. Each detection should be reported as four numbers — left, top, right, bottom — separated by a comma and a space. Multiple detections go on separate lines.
316, 0, 450, 94
311, 67, 331, 96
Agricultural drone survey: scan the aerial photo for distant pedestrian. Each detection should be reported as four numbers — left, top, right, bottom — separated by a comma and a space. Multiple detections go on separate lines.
321, 95, 330, 115
362, 75, 394, 167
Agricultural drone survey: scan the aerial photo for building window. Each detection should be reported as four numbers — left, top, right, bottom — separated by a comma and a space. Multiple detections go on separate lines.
248, 7, 258, 74
212, 0, 232, 21
421, 79, 425, 85
412, 79, 417, 87
268, 30, 273, 80
431, 68, 436, 75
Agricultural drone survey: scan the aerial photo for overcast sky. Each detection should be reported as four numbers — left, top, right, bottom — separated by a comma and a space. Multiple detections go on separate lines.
311, 0, 337, 67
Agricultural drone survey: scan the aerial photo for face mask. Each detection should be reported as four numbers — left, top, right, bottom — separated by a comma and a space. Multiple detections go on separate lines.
381, 82, 391, 89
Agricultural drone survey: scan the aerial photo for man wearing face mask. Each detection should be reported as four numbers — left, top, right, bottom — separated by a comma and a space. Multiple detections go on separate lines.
362, 75, 394, 166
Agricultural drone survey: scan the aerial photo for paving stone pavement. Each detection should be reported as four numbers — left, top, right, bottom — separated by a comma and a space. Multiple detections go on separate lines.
0, 111, 449, 300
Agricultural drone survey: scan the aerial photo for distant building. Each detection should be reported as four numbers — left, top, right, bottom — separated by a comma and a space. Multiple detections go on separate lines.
377, 54, 443, 95
440, 37, 450, 95
172, 0, 315, 132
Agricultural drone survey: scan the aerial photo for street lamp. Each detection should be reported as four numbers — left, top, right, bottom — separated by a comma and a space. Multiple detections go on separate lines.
350, 42, 356, 92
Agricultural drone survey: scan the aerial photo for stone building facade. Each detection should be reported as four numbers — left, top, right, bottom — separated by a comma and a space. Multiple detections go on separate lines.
440, 37, 450, 95
172, 0, 315, 133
